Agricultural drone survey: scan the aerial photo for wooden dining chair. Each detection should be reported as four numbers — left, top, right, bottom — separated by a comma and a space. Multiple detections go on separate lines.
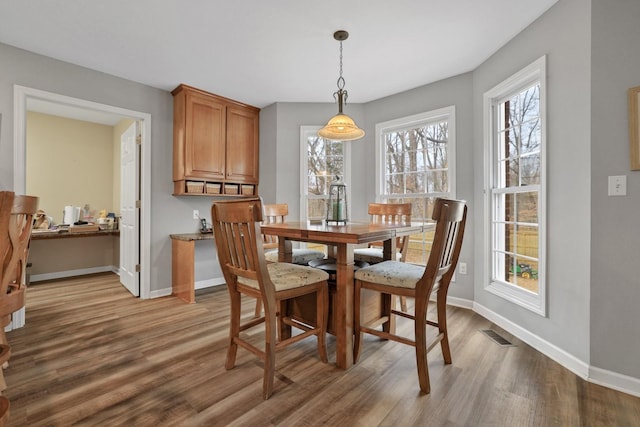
211, 198, 329, 399
262, 203, 325, 265
353, 198, 467, 394
354, 202, 412, 310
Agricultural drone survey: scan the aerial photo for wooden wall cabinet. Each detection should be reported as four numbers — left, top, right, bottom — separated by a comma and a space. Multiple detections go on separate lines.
172, 84, 260, 196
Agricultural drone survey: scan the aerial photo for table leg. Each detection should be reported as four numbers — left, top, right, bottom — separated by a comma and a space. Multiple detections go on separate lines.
278, 238, 293, 340
382, 238, 396, 334
277, 239, 293, 263
334, 243, 354, 369
172, 239, 196, 304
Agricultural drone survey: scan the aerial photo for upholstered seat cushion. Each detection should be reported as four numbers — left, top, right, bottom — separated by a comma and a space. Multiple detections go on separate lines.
353, 247, 402, 264
238, 262, 329, 291
354, 260, 425, 289
264, 248, 326, 265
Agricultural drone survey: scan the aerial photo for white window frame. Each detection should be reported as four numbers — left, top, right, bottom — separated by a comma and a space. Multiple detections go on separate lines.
299, 126, 351, 222
375, 107, 456, 265
375, 106, 456, 205
483, 56, 547, 316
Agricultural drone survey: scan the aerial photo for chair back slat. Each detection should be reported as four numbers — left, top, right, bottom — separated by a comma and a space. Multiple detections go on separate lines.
416, 198, 467, 299
212, 199, 275, 299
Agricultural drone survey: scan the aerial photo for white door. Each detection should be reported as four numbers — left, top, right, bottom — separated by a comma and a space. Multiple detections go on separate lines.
120, 121, 140, 296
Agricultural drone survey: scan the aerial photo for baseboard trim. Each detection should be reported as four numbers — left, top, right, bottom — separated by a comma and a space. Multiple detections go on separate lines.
589, 366, 640, 398
472, 301, 640, 397
149, 288, 172, 299
195, 277, 226, 290
151, 277, 226, 300
31, 266, 115, 283
473, 301, 590, 379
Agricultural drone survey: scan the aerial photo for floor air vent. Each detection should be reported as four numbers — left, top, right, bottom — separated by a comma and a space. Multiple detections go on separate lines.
481, 329, 515, 347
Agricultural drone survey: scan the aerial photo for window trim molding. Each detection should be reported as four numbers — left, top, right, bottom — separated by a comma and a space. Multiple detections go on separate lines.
483, 55, 547, 316
299, 125, 351, 222
374, 105, 457, 202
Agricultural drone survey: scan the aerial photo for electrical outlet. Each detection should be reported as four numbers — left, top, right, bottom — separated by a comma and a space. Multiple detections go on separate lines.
459, 262, 467, 275
193, 210, 199, 220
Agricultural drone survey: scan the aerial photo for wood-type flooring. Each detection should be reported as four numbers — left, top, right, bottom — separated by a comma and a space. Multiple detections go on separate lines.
3, 273, 639, 426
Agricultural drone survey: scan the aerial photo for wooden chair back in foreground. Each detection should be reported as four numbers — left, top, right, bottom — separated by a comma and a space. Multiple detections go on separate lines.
262, 203, 325, 265
211, 198, 329, 399
353, 198, 467, 394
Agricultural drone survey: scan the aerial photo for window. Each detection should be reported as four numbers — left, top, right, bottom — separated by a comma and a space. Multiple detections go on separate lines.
300, 126, 350, 222
376, 107, 456, 265
484, 56, 546, 315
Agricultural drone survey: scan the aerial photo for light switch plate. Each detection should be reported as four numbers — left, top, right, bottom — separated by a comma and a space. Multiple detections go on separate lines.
608, 175, 627, 196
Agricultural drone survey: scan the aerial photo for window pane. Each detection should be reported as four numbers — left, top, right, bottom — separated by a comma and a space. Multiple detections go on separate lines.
514, 257, 538, 293
520, 154, 540, 185
405, 172, 424, 194
386, 174, 404, 194
504, 193, 515, 223
307, 198, 327, 220
520, 120, 541, 155
506, 158, 519, 187
506, 126, 519, 159
516, 192, 538, 224
517, 225, 539, 259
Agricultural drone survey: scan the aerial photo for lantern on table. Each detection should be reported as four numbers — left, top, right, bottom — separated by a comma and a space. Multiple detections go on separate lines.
326, 176, 348, 224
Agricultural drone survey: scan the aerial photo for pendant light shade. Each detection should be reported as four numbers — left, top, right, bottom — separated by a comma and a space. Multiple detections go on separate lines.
318, 114, 365, 141
318, 30, 365, 142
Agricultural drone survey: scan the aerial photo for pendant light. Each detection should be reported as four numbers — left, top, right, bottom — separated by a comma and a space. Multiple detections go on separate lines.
318, 30, 365, 142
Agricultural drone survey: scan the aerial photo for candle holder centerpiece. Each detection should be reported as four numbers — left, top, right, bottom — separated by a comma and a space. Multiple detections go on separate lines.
326, 176, 348, 225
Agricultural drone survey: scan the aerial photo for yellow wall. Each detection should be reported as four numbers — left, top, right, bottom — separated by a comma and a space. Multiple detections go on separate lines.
26, 112, 117, 224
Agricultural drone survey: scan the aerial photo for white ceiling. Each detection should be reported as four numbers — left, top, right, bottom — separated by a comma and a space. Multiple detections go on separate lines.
1, 0, 558, 110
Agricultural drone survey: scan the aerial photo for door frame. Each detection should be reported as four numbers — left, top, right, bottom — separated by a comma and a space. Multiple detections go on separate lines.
13, 85, 151, 303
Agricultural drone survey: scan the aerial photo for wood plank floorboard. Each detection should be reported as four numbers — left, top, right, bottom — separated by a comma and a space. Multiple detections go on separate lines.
2, 273, 639, 426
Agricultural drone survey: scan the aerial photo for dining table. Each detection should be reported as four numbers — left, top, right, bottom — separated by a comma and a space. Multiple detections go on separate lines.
260, 220, 429, 369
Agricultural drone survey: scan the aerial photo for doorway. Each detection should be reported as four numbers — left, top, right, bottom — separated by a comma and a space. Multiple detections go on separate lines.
13, 85, 151, 319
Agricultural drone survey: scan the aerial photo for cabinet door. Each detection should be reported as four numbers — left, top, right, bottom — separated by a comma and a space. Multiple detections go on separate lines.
226, 106, 259, 183
185, 92, 226, 180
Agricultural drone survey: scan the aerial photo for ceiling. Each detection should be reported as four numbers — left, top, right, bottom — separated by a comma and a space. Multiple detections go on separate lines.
1, 0, 558, 110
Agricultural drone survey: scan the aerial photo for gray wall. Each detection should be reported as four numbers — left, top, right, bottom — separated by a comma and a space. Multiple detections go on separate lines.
591, 0, 640, 378
258, 103, 277, 204
473, 0, 592, 362
0, 42, 221, 294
